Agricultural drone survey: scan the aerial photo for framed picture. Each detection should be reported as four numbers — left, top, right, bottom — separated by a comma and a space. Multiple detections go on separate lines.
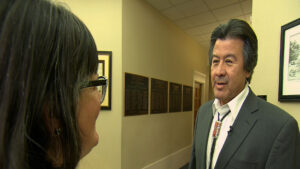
98, 51, 112, 109
278, 18, 300, 102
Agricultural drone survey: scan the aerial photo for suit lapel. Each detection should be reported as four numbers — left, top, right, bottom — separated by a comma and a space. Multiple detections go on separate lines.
198, 104, 214, 169
214, 90, 258, 169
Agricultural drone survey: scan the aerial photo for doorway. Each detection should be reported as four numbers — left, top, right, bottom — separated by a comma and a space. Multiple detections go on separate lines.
193, 82, 202, 127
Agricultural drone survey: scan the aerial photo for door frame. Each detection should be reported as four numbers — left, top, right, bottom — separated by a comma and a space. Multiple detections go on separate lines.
193, 71, 207, 132
193, 71, 207, 107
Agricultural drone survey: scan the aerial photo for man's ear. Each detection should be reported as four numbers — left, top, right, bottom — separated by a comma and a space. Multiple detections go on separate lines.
245, 70, 251, 79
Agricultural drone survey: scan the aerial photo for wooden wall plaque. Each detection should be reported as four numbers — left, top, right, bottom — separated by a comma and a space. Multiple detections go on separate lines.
151, 78, 168, 114
183, 85, 193, 111
125, 73, 149, 116
169, 82, 182, 112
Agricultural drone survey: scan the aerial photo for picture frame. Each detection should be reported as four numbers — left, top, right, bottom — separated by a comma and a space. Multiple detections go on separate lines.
278, 18, 300, 102
98, 51, 112, 109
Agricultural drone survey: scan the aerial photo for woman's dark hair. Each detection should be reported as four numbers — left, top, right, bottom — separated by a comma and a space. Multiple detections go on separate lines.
208, 19, 258, 83
0, 0, 98, 168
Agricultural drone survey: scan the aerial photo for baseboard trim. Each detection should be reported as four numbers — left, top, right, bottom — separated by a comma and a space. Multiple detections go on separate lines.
142, 145, 192, 169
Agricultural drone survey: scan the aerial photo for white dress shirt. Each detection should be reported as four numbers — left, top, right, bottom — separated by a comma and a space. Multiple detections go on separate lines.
206, 84, 249, 169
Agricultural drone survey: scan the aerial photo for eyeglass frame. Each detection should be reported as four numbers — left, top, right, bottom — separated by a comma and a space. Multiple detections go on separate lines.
80, 76, 107, 104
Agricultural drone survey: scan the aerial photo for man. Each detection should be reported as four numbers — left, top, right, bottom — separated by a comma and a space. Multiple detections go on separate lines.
188, 19, 300, 169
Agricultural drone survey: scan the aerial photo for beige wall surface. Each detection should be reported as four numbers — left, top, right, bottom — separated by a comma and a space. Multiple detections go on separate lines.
59, 0, 123, 169
251, 0, 300, 127
122, 0, 209, 169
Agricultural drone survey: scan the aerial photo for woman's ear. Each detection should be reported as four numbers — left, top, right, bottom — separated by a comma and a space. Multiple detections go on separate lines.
42, 102, 64, 167
43, 103, 61, 136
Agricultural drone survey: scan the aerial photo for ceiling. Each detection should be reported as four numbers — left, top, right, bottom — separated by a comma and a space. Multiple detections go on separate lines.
145, 0, 252, 48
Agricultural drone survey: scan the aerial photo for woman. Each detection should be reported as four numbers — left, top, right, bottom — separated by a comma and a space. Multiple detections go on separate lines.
0, 0, 106, 168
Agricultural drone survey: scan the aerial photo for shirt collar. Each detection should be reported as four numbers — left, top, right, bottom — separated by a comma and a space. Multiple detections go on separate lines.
212, 83, 249, 123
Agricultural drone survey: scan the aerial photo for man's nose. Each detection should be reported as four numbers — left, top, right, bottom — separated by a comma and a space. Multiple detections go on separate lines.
215, 62, 226, 76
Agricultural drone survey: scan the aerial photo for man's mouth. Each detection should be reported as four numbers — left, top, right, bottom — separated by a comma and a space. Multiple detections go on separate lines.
215, 82, 227, 88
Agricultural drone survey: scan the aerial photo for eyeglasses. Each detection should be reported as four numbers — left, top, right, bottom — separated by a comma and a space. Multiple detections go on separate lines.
81, 76, 107, 104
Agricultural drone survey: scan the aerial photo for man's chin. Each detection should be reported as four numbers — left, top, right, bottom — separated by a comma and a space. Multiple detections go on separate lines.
214, 88, 225, 97
213, 91, 227, 101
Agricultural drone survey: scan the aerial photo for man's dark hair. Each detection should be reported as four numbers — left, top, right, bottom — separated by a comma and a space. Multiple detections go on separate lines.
0, 0, 98, 168
208, 19, 258, 83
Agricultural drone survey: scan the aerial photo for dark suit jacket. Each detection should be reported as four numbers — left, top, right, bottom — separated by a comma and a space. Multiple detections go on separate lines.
189, 89, 300, 169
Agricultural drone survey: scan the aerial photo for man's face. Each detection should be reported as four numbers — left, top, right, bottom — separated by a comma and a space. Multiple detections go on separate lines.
211, 38, 250, 105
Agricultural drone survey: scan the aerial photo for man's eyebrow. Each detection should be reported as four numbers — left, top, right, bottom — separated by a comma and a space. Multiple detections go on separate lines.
212, 54, 236, 58
212, 55, 220, 58
225, 54, 237, 60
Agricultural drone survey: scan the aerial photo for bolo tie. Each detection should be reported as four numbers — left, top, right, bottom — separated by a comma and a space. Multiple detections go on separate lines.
208, 110, 231, 169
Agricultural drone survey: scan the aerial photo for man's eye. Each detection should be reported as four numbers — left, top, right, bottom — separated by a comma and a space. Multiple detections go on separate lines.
212, 59, 219, 64
225, 59, 233, 64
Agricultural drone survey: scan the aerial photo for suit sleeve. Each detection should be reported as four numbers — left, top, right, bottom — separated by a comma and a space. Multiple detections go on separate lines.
265, 117, 300, 169
188, 139, 196, 169
188, 108, 201, 169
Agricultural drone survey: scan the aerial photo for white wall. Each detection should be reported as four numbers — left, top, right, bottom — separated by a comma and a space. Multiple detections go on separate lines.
58, 0, 212, 168
122, 0, 210, 169
57, 0, 300, 168
59, 0, 123, 169
251, 0, 300, 127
